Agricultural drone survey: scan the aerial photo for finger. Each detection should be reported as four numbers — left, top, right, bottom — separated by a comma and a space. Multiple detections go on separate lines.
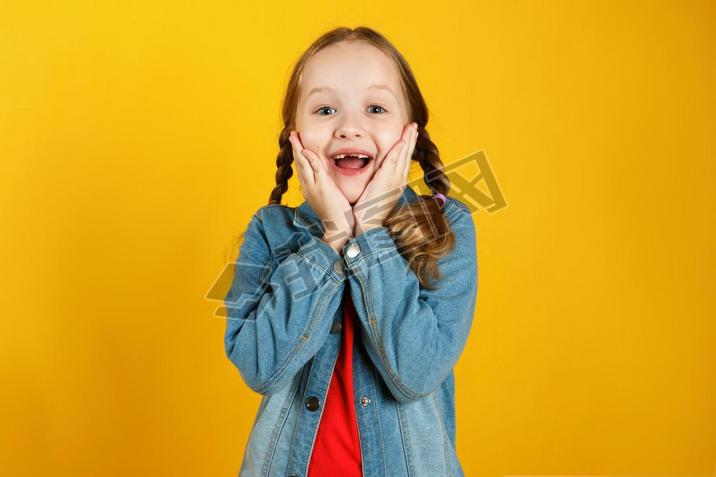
384, 133, 408, 168
377, 125, 411, 170
288, 131, 310, 180
394, 122, 415, 162
404, 123, 418, 177
375, 146, 391, 170
392, 138, 408, 165
288, 131, 315, 185
400, 123, 417, 177
294, 132, 332, 182
299, 144, 326, 177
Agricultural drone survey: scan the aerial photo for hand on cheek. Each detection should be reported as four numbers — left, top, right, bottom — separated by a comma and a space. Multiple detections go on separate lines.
352, 122, 419, 236
288, 130, 356, 249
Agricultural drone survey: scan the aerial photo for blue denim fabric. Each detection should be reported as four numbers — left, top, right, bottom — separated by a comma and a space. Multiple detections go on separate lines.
224, 184, 478, 477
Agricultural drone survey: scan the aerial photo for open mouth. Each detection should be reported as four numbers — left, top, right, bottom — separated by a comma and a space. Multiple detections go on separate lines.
329, 152, 375, 175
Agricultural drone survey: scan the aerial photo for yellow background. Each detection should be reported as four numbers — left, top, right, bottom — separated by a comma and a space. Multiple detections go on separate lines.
1, 1, 714, 475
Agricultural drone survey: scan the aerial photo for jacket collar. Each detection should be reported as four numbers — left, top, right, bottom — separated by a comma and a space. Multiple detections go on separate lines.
292, 184, 419, 232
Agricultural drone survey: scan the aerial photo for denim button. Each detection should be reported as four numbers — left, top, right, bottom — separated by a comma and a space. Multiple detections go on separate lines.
333, 260, 344, 274
305, 396, 320, 411
330, 319, 342, 334
346, 243, 360, 258
360, 396, 371, 407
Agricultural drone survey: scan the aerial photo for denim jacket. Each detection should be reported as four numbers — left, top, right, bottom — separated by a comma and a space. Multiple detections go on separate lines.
224, 184, 478, 477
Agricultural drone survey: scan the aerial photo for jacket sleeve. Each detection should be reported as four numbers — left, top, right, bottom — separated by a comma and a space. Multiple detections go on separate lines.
223, 209, 346, 396
344, 201, 478, 402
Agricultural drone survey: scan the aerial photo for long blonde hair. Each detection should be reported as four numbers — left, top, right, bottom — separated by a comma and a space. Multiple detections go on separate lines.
269, 26, 455, 289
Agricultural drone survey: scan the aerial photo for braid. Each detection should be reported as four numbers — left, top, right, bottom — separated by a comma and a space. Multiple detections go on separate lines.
268, 127, 295, 205
384, 125, 456, 290
415, 127, 450, 196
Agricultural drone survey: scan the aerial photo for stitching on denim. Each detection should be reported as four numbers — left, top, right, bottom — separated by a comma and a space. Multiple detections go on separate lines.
254, 280, 340, 394
445, 201, 470, 226
396, 401, 415, 476
285, 361, 312, 471
447, 197, 469, 214
262, 372, 302, 476
368, 364, 388, 476
258, 208, 341, 284
354, 270, 422, 400
349, 203, 473, 401
239, 394, 265, 476
347, 246, 395, 266
303, 340, 342, 476
354, 396, 367, 477
431, 393, 453, 477
349, 247, 406, 278
295, 239, 346, 285
353, 262, 427, 401
293, 251, 333, 282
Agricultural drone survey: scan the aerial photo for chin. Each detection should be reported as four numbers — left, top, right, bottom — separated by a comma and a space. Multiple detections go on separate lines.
336, 183, 367, 206
347, 188, 366, 204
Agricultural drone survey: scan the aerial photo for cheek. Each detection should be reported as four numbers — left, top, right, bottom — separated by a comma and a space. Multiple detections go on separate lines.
296, 113, 330, 150
375, 127, 404, 156
297, 130, 328, 157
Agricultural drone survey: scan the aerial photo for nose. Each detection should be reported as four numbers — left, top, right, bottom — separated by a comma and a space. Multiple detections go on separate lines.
333, 113, 366, 139
334, 126, 364, 139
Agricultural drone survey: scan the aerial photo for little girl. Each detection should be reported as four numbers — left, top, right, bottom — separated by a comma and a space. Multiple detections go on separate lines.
224, 26, 478, 477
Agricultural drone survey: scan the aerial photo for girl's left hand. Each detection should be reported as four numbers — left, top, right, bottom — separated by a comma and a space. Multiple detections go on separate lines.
353, 122, 419, 236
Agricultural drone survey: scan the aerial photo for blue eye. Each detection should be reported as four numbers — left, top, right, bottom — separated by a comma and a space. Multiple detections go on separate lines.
315, 106, 335, 116
368, 105, 387, 114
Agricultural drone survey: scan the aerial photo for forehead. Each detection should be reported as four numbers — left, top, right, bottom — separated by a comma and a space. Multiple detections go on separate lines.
300, 41, 403, 96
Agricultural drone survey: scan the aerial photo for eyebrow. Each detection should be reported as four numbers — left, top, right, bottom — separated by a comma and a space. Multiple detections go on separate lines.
306, 84, 398, 100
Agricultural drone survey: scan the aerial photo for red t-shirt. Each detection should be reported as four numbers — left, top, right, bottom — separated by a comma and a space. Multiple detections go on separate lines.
307, 288, 363, 476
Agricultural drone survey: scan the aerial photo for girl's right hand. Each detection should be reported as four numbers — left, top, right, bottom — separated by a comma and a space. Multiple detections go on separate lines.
288, 131, 355, 251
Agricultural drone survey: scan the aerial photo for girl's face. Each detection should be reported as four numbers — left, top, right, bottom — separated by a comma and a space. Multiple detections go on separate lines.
295, 41, 410, 205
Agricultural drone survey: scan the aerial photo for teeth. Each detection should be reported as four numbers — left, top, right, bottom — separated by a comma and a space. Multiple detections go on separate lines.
332, 153, 370, 160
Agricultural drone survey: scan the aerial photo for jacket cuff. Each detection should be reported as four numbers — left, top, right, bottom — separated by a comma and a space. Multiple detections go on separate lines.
295, 234, 347, 283
341, 226, 399, 270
